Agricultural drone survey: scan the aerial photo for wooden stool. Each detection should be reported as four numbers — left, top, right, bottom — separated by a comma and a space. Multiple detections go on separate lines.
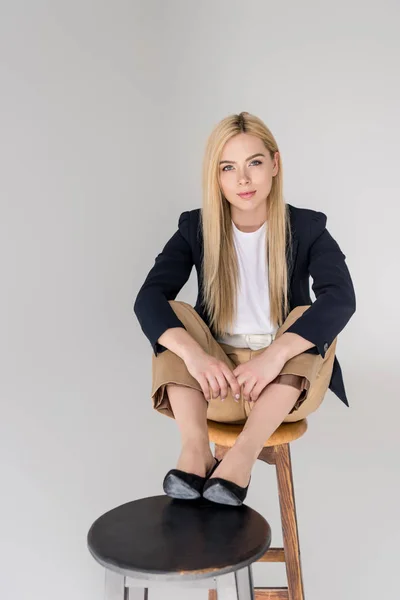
87, 494, 272, 599
207, 418, 308, 600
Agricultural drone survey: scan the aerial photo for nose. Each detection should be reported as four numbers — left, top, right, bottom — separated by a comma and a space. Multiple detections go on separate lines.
237, 169, 251, 185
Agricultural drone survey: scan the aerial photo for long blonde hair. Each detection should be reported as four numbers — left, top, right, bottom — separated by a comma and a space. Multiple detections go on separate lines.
200, 111, 292, 338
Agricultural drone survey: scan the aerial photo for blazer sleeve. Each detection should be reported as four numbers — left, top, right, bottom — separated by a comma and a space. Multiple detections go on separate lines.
133, 211, 194, 356
284, 211, 356, 358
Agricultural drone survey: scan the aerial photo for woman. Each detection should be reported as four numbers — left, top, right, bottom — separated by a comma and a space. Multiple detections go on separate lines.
133, 111, 356, 506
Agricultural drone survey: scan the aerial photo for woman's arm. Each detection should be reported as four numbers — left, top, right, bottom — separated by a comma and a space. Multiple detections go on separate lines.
133, 211, 194, 356
278, 211, 356, 359
157, 326, 205, 362
269, 331, 315, 362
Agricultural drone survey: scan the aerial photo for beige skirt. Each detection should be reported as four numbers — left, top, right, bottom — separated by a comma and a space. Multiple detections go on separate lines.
151, 300, 337, 424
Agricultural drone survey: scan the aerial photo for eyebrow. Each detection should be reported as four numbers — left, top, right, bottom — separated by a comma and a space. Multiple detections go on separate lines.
219, 153, 266, 165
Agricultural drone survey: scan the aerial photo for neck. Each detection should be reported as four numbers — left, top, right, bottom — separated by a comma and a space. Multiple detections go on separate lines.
233, 220, 266, 233
230, 207, 268, 233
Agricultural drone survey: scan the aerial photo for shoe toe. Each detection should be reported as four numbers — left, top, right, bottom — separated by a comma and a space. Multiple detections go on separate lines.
163, 472, 202, 499
202, 481, 243, 506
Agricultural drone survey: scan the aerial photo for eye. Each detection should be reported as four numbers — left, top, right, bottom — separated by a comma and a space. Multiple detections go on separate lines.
221, 160, 262, 172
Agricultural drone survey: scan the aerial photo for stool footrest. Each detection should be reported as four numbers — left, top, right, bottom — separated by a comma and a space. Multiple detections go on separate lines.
257, 548, 285, 562
209, 589, 288, 600
255, 589, 289, 599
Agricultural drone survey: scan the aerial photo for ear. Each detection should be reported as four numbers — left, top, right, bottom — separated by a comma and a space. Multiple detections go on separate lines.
272, 151, 280, 176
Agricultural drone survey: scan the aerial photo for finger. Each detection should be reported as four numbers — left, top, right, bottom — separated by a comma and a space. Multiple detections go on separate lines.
243, 378, 257, 402
198, 374, 210, 401
232, 365, 242, 377
207, 374, 220, 400
249, 382, 266, 403
236, 373, 247, 388
215, 373, 228, 401
220, 366, 241, 401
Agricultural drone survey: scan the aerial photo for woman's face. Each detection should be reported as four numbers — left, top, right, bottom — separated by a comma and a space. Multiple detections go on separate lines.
218, 133, 279, 217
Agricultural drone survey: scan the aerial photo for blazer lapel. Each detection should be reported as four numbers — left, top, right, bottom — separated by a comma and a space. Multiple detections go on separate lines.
286, 205, 299, 288
287, 237, 299, 287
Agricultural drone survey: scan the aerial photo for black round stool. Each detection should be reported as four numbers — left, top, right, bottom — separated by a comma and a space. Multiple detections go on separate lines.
87, 494, 271, 599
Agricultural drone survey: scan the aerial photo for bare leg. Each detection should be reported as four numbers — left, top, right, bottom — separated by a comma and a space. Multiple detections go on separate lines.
166, 384, 215, 477
209, 381, 302, 487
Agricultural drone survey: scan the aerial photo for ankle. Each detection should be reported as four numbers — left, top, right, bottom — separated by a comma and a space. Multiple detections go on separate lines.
233, 434, 263, 462
181, 437, 211, 456
181, 432, 208, 444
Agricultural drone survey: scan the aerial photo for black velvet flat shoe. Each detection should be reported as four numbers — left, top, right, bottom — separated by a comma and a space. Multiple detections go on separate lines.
163, 457, 221, 500
202, 475, 251, 506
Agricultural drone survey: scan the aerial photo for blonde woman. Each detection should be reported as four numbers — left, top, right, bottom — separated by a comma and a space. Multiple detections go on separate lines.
133, 112, 356, 506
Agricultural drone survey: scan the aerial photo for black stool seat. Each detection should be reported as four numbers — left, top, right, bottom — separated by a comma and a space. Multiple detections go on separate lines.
87, 495, 271, 582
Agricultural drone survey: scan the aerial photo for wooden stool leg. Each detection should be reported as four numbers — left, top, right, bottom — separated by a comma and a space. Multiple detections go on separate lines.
275, 444, 305, 600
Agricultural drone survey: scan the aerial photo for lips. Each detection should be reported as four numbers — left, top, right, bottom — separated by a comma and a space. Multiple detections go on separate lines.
238, 191, 256, 198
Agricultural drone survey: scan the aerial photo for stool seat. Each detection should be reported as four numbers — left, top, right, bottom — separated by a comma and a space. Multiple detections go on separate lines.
87, 495, 271, 582
207, 418, 308, 448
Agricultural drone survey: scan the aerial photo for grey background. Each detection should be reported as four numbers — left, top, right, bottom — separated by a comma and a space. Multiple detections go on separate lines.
1, 1, 399, 599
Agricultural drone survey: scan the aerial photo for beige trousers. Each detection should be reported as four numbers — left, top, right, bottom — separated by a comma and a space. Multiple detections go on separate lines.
151, 301, 337, 424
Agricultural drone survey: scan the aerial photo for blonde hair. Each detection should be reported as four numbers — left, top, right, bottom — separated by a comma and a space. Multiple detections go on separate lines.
200, 111, 292, 338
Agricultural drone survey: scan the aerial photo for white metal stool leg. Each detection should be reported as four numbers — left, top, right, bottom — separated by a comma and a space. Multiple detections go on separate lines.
105, 570, 148, 600
126, 588, 148, 600
105, 566, 253, 599
105, 570, 126, 600
216, 566, 254, 600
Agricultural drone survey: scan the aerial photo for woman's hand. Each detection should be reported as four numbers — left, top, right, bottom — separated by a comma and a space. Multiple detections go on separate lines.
233, 348, 287, 403
184, 350, 241, 403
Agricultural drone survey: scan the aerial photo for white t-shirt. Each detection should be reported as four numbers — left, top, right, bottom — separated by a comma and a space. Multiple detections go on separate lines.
215, 219, 278, 344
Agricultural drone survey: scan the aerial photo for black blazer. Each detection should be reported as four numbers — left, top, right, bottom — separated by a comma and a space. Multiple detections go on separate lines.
134, 204, 356, 407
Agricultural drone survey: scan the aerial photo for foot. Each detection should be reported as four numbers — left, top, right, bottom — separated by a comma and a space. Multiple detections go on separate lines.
208, 443, 256, 488
176, 442, 216, 478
